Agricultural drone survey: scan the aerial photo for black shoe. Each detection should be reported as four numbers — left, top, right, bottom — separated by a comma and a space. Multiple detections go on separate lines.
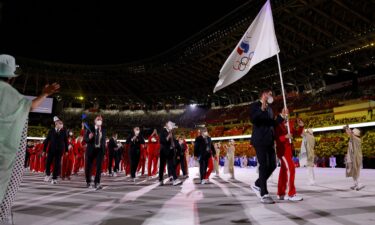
86, 183, 93, 188
159, 181, 164, 186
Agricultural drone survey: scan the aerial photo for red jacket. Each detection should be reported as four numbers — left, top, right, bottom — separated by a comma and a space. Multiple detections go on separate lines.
275, 117, 303, 156
147, 135, 160, 153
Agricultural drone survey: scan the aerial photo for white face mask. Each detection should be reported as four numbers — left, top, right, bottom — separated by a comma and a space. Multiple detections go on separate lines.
135, 130, 140, 135
203, 131, 208, 136
166, 122, 176, 131
96, 120, 102, 126
267, 96, 274, 104
69, 132, 73, 136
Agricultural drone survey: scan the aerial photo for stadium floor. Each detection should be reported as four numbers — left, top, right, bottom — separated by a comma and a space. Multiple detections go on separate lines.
12, 167, 375, 225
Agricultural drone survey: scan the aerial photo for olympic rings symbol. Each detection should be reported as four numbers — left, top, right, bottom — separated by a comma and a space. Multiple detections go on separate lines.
232, 51, 254, 71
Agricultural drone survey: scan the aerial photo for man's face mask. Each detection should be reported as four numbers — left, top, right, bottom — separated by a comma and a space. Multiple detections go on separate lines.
203, 131, 208, 136
134, 129, 140, 135
167, 122, 174, 130
96, 120, 103, 126
267, 95, 274, 104
56, 122, 63, 129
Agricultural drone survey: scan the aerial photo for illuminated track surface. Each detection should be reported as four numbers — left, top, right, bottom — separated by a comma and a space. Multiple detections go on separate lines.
12, 167, 375, 225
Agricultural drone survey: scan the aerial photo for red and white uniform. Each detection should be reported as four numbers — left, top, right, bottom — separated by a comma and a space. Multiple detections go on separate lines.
38, 142, 46, 173
137, 144, 147, 175
275, 118, 303, 197
73, 137, 86, 174
33, 142, 43, 173
29, 144, 37, 172
147, 135, 160, 177
61, 137, 75, 179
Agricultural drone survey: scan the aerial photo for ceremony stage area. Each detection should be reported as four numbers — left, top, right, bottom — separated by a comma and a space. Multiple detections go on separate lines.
12, 167, 375, 225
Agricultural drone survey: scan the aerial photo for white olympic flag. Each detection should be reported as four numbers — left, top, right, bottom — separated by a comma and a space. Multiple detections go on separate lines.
214, 0, 280, 93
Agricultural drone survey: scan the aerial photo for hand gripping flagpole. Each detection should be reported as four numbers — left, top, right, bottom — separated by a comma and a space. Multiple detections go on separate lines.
276, 53, 292, 143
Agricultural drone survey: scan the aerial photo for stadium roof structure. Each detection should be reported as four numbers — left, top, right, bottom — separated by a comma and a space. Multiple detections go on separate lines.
3, 0, 375, 108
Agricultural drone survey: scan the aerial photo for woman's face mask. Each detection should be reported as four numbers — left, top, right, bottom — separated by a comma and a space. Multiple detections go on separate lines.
134, 130, 140, 135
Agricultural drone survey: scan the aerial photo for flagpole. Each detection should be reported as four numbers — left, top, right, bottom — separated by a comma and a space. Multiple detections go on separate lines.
276, 53, 292, 143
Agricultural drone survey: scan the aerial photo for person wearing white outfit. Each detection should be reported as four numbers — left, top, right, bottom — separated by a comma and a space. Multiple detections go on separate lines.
301, 128, 316, 186
344, 126, 364, 191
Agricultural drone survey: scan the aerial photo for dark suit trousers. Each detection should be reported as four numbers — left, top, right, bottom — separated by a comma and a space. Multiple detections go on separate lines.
199, 157, 209, 181
129, 149, 140, 178
254, 145, 276, 196
46, 150, 62, 179
85, 148, 104, 184
159, 152, 177, 181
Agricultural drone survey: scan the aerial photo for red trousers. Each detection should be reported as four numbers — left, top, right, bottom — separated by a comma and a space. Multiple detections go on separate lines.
205, 157, 214, 179
137, 154, 146, 175
33, 155, 41, 172
61, 153, 74, 178
277, 144, 296, 197
29, 154, 37, 171
123, 153, 130, 176
39, 155, 46, 173
73, 155, 84, 174
147, 148, 159, 176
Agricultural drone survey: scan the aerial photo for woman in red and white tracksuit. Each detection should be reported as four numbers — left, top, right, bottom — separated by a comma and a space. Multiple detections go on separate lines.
275, 114, 304, 202
147, 129, 160, 177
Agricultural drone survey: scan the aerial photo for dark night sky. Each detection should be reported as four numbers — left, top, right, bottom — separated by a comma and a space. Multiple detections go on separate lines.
0, 0, 249, 65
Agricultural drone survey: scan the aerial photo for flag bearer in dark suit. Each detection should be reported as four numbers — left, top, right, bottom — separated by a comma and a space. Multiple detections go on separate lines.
250, 89, 286, 204
84, 115, 106, 190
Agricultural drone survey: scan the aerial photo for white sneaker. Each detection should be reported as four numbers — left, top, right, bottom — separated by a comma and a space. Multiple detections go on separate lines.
44, 176, 51, 182
51, 179, 57, 185
86, 183, 93, 189
113, 172, 117, 177
251, 184, 261, 199
173, 179, 182, 186
355, 184, 365, 191
307, 181, 316, 186
260, 195, 275, 204
288, 195, 303, 201
277, 195, 288, 200
201, 179, 206, 185
350, 184, 357, 190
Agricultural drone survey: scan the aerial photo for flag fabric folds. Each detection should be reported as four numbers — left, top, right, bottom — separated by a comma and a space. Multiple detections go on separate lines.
213, 0, 280, 93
